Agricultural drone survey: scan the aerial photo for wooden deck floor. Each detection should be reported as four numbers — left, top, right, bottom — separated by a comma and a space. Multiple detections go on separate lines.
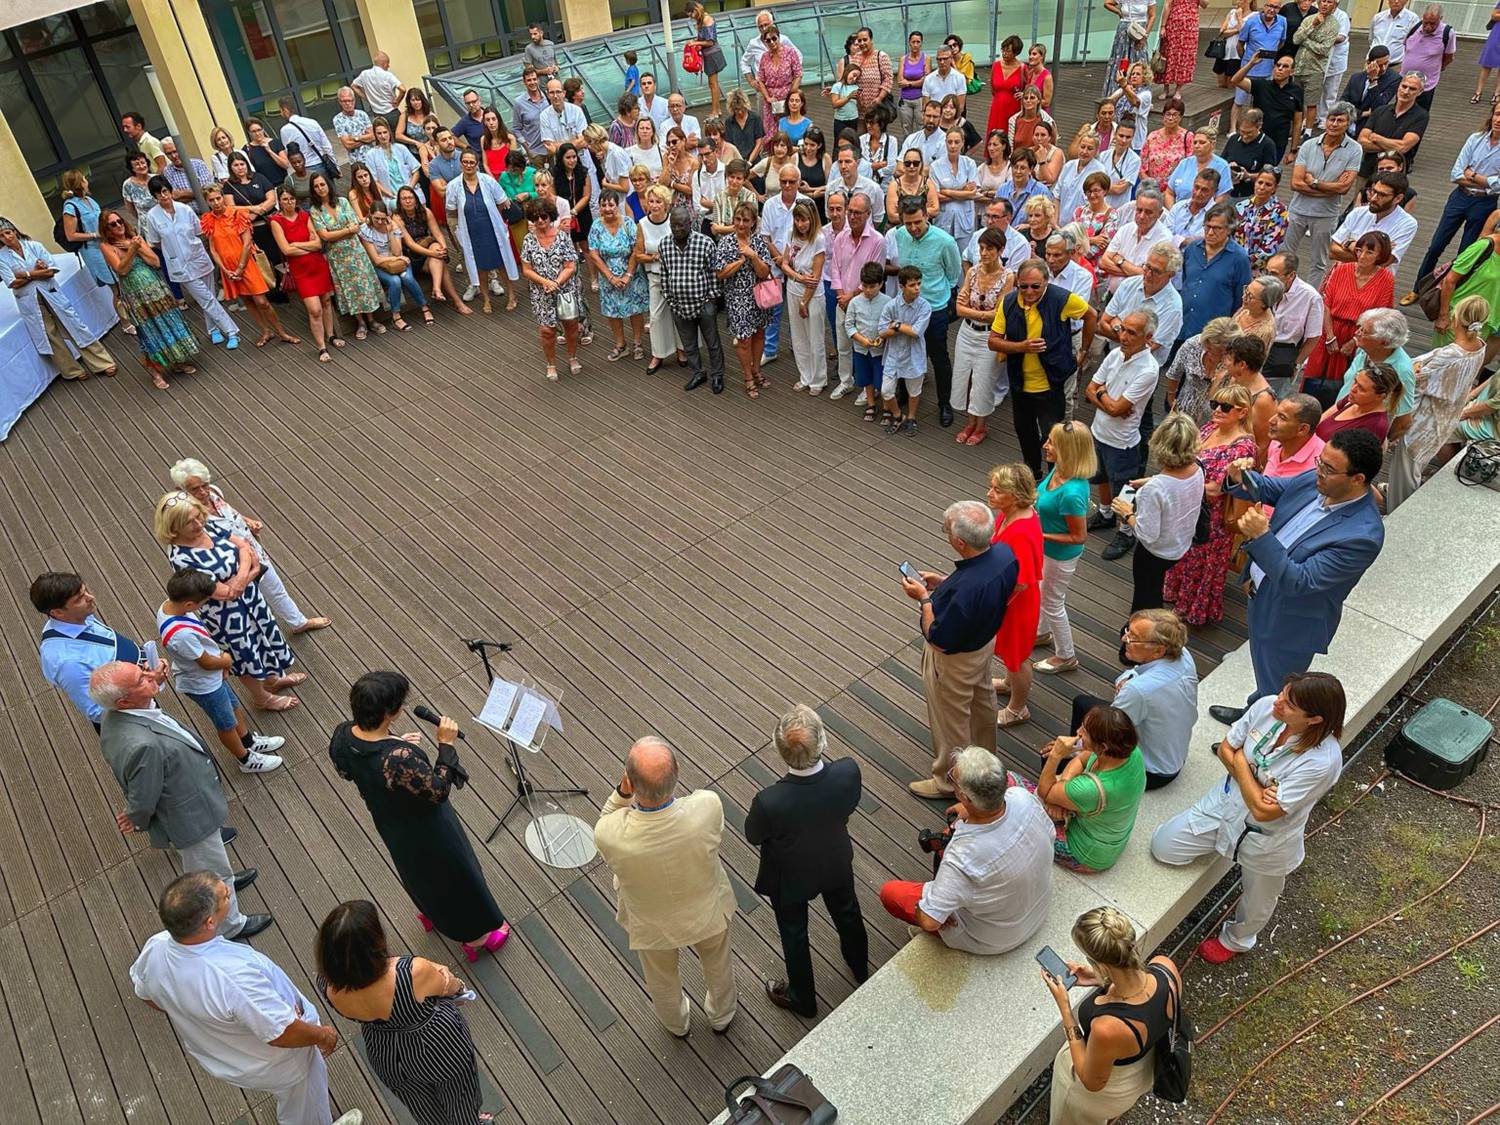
0, 36, 1469, 1124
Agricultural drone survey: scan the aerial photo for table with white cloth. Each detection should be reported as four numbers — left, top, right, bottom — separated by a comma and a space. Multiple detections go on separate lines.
0, 252, 118, 441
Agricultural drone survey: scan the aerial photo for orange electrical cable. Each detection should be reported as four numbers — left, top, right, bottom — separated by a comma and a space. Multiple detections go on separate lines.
1347, 1014, 1500, 1124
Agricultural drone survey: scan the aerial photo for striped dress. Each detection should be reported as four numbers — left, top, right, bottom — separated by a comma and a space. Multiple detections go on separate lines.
320, 956, 484, 1125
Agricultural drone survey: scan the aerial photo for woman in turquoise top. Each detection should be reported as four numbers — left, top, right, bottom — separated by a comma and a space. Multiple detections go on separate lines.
498, 151, 537, 260
1034, 704, 1147, 872
1034, 421, 1096, 675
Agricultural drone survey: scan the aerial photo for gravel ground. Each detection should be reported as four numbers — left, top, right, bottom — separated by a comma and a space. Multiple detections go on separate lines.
999, 595, 1500, 1125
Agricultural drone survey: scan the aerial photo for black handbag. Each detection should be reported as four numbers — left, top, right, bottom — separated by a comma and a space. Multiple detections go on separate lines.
725, 1066, 837, 1124
1457, 439, 1500, 491
1152, 968, 1195, 1103
1206, 38, 1228, 60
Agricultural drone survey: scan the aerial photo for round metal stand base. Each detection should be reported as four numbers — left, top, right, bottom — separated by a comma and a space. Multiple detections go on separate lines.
524, 813, 598, 868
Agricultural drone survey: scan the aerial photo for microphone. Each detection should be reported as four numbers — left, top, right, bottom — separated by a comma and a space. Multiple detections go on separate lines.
412, 704, 466, 741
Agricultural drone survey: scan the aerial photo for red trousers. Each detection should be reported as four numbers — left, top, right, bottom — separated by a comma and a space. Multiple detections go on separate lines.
879, 880, 925, 925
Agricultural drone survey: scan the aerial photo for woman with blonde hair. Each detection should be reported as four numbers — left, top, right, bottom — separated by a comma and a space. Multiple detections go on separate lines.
60, 169, 128, 326
988, 464, 1043, 726
1034, 422, 1097, 676
1022, 194, 1059, 257
153, 491, 303, 710
781, 199, 827, 393
208, 126, 241, 182
1041, 905, 1182, 1122
1111, 412, 1204, 613
633, 184, 682, 371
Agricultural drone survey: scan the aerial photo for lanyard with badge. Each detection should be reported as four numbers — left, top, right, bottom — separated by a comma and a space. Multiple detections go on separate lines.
1228, 718, 1291, 856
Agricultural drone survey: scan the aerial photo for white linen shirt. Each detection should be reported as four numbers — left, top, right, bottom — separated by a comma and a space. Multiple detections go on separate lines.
1370, 7, 1419, 64
900, 127, 947, 167
658, 114, 702, 149
143, 202, 215, 281
1331, 204, 1419, 264
918, 786, 1054, 955
1089, 346, 1160, 448
1106, 275, 1183, 367
922, 68, 967, 103
353, 64, 402, 114
539, 102, 587, 147
760, 191, 811, 275
130, 932, 318, 1086
1103, 218, 1174, 292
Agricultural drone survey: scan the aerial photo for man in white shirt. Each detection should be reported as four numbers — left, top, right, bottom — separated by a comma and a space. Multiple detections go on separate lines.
1165, 169, 1220, 247
900, 101, 946, 167
1265, 250, 1326, 389
1044, 231, 1099, 412
1370, 0, 1419, 65
740, 9, 796, 101
1087, 309, 1161, 546
131, 871, 361, 1125
1321, 6, 1352, 117
878, 747, 1053, 955
352, 51, 403, 121
922, 46, 968, 114
760, 168, 813, 362
143, 177, 240, 347
693, 142, 725, 223
965, 198, 1030, 269
638, 72, 672, 128
277, 96, 338, 178
539, 79, 587, 155
658, 92, 701, 151
1100, 187, 1172, 292
1329, 170, 1417, 264
584, 125, 632, 197
827, 144, 885, 225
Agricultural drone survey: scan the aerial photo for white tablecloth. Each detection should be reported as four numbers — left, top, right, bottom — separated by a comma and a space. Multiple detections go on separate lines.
0, 253, 119, 441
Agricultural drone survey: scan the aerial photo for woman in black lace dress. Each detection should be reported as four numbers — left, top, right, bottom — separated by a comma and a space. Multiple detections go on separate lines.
329, 671, 510, 962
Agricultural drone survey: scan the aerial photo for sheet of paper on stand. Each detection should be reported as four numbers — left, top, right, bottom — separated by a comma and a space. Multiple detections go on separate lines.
474, 677, 521, 732
506, 692, 548, 748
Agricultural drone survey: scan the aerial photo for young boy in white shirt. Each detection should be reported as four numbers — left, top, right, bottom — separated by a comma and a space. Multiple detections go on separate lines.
158, 569, 284, 774
846, 260, 893, 421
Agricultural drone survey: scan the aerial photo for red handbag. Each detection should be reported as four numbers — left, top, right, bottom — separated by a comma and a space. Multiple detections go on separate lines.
683, 42, 703, 74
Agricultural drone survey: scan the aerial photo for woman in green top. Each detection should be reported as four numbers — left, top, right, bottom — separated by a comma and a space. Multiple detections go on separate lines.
1036, 704, 1146, 872
1034, 421, 1097, 676
1434, 229, 1500, 362
498, 151, 538, 264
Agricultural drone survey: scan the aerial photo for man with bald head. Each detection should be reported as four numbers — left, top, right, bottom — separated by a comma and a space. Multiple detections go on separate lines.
353, 50, 404, 125
594, 737, 738, 1036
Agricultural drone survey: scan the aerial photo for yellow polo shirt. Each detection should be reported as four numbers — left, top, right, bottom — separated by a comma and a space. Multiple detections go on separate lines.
992, 292, 1091, 393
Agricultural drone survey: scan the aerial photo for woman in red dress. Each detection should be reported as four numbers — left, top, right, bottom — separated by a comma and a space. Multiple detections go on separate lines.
987, 35, 1028, 138
1301, 230, 1394, 408
269, 184, 341, 362
988, 463, 1044, 728
480, 107, 511, 179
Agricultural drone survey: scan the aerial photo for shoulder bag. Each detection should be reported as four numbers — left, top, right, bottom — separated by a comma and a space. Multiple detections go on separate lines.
725, 1066, 836, 1124
1415, 237, 1494, 322
1152, 966, 1195, 1103
1206, 37, 1228, 59
754, 273, 783, 309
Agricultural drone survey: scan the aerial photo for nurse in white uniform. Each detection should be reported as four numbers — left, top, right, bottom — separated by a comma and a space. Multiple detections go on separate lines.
1151, 670, 1345, 963
131, 871, 364, 1125
0, 218, 117, 380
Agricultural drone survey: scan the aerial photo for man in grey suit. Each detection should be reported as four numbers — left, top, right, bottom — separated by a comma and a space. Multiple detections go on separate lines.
91, 661, 273, 940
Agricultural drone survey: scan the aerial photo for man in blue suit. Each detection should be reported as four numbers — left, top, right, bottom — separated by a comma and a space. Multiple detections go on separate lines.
1208, 428, 1385, 725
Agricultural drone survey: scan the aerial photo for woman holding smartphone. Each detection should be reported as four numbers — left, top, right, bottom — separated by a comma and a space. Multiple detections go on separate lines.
1041, 906, 1183, 1123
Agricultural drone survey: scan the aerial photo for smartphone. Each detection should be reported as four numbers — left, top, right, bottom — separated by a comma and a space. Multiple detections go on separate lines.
899, 561, 922, 583
1036, 945, 1078, 989
453, 988, 477, 1003
1117, 483, 1138, 505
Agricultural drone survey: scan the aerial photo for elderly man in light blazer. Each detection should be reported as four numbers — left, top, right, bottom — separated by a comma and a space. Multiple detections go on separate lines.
92, 661, 272, 940
594, 736, 738, 1037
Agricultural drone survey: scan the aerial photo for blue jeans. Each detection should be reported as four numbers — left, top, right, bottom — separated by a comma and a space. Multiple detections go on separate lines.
763, 297, 783, 356
822, 279, 837, 331
184, 681, 240, 732
378, 266, 426, 313
1416, 189, 1497, 281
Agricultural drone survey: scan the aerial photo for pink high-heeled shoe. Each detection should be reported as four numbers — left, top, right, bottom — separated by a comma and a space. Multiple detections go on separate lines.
462, 922, 511, 963
418, 912, 434, 933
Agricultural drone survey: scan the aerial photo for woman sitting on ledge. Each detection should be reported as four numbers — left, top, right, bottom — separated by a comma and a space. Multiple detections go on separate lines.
1025, 704, 1146, 873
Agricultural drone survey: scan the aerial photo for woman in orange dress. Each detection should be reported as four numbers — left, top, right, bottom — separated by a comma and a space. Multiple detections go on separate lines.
989, 463, 1045, 729
200, 185, 297, 348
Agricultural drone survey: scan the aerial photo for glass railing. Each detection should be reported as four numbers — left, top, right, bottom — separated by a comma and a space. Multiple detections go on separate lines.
430, 0, 1081, 124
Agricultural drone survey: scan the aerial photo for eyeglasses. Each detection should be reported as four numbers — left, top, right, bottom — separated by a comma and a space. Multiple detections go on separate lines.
160, 492, 198, 510
1315, 459, 1349, 477
903, 160, 921, 168
105, 218, 125, 228
534, 214, 554, 224
1210, 400, 1237, 412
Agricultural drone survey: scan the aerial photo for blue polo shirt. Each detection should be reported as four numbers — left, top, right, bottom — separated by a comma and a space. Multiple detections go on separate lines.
1239, 14, 1287, 78
451, 112, 486, 151
890, 224, 963, 308
1177, 239, 1252, 340
926, 543, 1019, 655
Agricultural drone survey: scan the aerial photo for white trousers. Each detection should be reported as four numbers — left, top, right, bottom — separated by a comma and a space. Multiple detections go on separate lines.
647, 273, 681, 359
1151, 811, 1288, 953
179, 272, 239, 339
833, 299, 853, 389
1039, 554, 1079, 660
951, 326, 1000, 416
258, 563, 308, 630
244, 1012, 333, 1125
787, 283, 827, 389
177, 829, 246, 936
1320, 69, 1345, 116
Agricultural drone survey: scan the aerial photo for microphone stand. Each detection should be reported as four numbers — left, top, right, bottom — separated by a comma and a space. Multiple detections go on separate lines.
464, 638, 588, 844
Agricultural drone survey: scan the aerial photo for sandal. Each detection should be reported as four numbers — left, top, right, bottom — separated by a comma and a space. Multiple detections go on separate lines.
546, 365, 559, 381
422, 310, 435, 326
965, 428, 988, 446
607, 345, 628, 362
996, 705, 1031, 728
864, 405, 876, 421
505, 297, 517, 311
256, 694, 300, 712
633, 342, 644, 360
330, 335, 347, 348
151, 372, 171, 389
354, 326, 368, 341
122, 323, 137, 335
254, 335, 273, 348
744, 379, 760, 399
1472, 93, 1483, 104
569, 357, 583, 375
956, 423, 975, 444
100, 366, 117, 377
317, 348, 331, 363
268, 672, 308, 690
392, 318, 410, 331
372, 322, 387, 335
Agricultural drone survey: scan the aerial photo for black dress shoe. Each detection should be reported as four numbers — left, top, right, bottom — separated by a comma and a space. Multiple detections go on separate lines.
232, 868, 258, 892
711, 375, 723, 394
220, 826, 238, 844
1209, 705, 1247, 725
939, 404, 954, 427
764, 978, 816, 1018
231, 913, 275, 942
685, 372, 707, 390
1101, 530, 1137, 561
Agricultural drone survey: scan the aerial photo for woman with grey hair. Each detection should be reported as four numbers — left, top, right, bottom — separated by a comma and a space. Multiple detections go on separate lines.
1232, 273, 1282, 348
1110, 412, 1203, 613
169, 458, 331, 634
1164, 316, 1238, 425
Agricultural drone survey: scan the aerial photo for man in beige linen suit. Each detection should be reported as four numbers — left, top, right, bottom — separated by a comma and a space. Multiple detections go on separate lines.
594, 736, 738, 1036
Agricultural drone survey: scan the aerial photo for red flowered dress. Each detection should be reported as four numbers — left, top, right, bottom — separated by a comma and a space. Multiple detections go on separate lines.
1163, 426, 1256, 625
1162, 0, 1202, 86
1140, 127, 1193, 183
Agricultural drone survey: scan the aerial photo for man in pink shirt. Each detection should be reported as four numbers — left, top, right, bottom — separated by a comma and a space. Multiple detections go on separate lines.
1401, 4, 1456, 110
1261, 394, 1324, 513
829, 190, 887, 399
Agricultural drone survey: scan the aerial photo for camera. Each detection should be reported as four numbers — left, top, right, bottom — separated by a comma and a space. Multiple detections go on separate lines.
917, 814, 958, 874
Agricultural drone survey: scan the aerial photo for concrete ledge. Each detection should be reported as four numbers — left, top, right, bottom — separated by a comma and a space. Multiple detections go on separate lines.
714, 457, 1500, 1125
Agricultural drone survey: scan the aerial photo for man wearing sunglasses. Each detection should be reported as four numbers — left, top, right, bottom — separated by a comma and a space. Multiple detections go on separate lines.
1209, 427, 1384, 724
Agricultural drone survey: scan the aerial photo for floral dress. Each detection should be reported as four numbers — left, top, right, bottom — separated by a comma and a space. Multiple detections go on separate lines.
1235, 196, 1290, 271
1073, 205, 1119, 268
588, 217, 649, 318
167, 521, 294, 678
713, 231, 774, 339
1162, 0, 1203, 86
1166, 334, 1220, 426
758, 44, 803, 135
1163, 425, 1256, 625
1140, 128, 1193, 184
520, 230, 582, 327
312, 198, 382, 316
114, 253, 199, 369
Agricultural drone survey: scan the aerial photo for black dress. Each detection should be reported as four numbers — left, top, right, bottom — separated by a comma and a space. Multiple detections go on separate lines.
798, 153, 828, 220
328, 723, 505, 941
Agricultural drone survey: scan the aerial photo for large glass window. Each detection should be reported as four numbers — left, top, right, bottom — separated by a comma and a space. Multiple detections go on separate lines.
0, 1, 152, 213
418, 0, 557, 75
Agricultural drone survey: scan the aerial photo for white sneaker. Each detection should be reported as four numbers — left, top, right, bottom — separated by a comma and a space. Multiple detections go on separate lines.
248, 733, 286, 754
829, 385, 850, 400
759, 350, 777, 365
463, 284, 479, 301
332, 1113, 363, 1125
488, 277, 502, 295
239, 749, 284, 774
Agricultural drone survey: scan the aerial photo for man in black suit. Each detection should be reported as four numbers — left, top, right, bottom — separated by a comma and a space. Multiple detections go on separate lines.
745, 704, 868, 1017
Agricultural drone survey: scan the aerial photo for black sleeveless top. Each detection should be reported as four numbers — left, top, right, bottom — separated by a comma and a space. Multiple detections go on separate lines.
1077, 962, 1176, 1065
